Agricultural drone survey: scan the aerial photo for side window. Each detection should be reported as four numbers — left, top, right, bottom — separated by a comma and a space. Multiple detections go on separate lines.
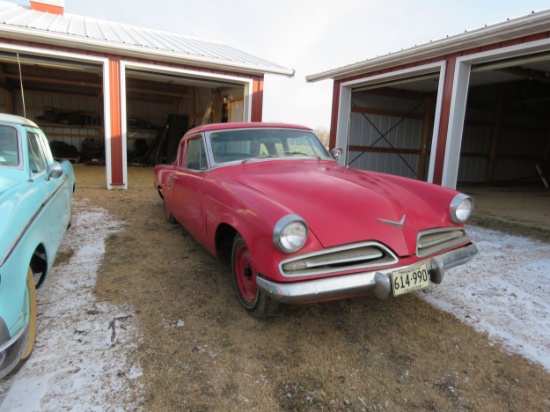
37, 132, 55, 165
27, 132, 48, 173
185, 137, 208, 170
0, 125, 19, 166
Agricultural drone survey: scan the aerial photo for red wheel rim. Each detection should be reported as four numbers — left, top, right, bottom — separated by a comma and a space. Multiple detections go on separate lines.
234, 242, 257, 303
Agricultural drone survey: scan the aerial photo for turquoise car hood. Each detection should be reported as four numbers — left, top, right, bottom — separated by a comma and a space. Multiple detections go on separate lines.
0, 170, 27, 256
0, 169, 26, 195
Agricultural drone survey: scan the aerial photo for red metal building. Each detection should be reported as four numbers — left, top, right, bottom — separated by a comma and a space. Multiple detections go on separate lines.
0, 0, 293, 188
307, 10, 550, 189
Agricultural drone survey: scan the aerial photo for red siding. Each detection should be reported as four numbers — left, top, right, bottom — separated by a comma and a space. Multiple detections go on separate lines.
0, 38, 267, 188
329, 30, 550, 184
30, 2, 64, 15
251, 77, 264, 122
108, 59, 123, 186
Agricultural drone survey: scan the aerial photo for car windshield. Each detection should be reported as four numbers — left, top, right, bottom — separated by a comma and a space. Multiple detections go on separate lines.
0, 125, 19, 167
209, 129, 331, 164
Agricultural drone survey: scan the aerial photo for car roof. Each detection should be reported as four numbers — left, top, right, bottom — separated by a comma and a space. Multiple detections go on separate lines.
0, 113, 38, 128
185, 122, 312, 136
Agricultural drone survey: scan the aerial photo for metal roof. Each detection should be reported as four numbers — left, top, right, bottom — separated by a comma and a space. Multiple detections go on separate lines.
306, 8, 550, 82
0, 1, 294, 77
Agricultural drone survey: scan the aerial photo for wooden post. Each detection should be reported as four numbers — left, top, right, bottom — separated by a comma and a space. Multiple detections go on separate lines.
544, 119, 550, 163
418, 96, 433, 180
487, 85, 504, 182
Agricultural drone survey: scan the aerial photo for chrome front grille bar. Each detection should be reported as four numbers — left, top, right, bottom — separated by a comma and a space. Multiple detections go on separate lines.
280, 241, 397, 278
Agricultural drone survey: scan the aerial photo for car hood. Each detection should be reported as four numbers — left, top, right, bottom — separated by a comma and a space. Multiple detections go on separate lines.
0, 169, 25, 195
221, 161, 458, 256
0, 170, 28, 259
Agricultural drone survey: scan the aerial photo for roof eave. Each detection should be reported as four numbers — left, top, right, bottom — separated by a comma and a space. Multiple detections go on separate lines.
0, 26, 295, 77
306, 9, 550, 83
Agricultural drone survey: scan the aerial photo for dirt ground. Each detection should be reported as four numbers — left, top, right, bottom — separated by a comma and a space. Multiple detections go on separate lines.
71, 165, 550, 410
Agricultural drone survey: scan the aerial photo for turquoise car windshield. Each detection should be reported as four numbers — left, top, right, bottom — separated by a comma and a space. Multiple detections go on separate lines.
209, 129, 331, 164
0, 125, 19, 167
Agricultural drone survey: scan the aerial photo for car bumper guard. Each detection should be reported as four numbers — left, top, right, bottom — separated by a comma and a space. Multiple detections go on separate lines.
0, 322, 29, 380
257, 243, 478, 304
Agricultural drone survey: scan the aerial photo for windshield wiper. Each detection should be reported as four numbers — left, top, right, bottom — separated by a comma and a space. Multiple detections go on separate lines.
284, 151, 321, 160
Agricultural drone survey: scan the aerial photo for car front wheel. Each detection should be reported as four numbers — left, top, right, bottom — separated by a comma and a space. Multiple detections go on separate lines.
231, 235, 279, 317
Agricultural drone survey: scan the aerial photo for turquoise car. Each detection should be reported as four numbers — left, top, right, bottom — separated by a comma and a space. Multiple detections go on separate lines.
0, 113, 75, 379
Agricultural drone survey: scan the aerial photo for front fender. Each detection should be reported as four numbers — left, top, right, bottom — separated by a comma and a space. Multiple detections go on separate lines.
203, 179, 324, 281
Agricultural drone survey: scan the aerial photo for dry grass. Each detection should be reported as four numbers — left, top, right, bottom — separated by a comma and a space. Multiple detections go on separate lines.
69, 164, 550, 411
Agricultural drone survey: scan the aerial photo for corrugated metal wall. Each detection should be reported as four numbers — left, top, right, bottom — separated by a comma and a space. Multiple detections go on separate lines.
348, 82, 548, 184
2, 84, 245, 158
12, 90, 102, 154
348, 91, 427, 179
459, 84, 548, 183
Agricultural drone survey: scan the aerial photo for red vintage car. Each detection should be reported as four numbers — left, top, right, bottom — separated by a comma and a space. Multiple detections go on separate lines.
154, 123, 477, 317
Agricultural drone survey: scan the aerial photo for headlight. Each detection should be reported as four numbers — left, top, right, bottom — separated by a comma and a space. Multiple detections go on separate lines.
450, 193, 474, 224
273, 214, 308, 253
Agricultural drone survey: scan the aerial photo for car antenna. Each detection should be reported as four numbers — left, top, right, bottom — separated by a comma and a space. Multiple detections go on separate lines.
17, 53, 27, 119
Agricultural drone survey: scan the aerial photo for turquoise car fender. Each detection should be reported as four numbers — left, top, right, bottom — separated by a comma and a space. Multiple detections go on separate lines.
0, 114, 74, 379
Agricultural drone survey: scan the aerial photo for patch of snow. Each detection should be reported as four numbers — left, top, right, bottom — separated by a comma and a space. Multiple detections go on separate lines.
0, 199, 142, 411
420, 225, 550, 372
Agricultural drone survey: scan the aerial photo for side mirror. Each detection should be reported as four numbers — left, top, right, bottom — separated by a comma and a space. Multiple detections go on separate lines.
47, 162, 64, 180
330, 148, 343, 160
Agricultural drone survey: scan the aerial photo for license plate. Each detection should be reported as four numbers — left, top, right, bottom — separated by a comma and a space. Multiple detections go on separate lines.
391, 261, 430, 296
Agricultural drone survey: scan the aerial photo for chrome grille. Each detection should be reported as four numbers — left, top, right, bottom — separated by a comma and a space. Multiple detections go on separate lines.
417, 228, 470, 258
280, 242, 397, 278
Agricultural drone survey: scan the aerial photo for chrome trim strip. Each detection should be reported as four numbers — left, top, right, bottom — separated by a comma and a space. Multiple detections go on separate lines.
377, 215, 406, 228
208, 156, 336, 171
430, 243, 478, 284
416, 227, 469, 258
0, 174, 67, 267
259, 243, 478, 304
279, 241, 398, 278
303, 248, 384, 268
450, 193, 474, 224
272, 214, 308, 253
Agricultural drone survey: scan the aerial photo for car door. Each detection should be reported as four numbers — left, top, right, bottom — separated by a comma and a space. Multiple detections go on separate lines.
27, 129, 70, 257
172, 135, 208, 242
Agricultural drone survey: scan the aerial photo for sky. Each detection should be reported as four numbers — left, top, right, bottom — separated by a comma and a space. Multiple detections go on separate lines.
10, 0, 550, 129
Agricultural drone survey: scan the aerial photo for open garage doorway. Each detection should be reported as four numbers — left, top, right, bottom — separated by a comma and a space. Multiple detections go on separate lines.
0, 49, 106, 165
457, 52, 550, 186
336, 63, 446, 183
120, 62, 250, 187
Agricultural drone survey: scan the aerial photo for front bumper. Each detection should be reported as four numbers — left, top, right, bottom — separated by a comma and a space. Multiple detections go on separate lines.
0, 322, 29, 380
257, 243, 478, 304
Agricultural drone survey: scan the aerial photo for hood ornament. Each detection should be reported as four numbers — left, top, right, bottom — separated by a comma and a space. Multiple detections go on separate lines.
377, 215, 406, 229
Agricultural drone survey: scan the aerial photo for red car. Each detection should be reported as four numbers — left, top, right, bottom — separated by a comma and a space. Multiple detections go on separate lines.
154, 123, 477, 317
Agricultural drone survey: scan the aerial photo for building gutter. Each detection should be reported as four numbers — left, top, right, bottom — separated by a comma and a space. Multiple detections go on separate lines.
0, 25, 295, 78
306, 9, 550, 82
